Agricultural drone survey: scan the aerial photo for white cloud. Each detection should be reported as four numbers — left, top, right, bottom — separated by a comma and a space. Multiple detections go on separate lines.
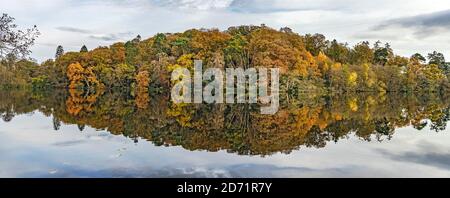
153, 0, 233, 10
2, 0, 450, 62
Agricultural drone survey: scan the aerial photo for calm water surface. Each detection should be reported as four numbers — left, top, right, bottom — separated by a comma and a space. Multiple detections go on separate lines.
0, 89, 449, 177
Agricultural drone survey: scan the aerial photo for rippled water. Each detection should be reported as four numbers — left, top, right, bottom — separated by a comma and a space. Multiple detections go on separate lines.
0, 89, 449, 177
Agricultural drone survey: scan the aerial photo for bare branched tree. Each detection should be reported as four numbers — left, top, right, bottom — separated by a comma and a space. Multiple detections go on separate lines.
0, 13, 40, 59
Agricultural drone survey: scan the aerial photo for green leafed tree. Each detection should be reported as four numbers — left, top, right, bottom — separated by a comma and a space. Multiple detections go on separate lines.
55, 45, 64, 59
80, 45, 88, 53
411, 53, 426, 63
304, 33, 328, 56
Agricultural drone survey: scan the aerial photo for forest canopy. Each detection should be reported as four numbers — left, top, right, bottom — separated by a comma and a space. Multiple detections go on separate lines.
1, 18, 449, 95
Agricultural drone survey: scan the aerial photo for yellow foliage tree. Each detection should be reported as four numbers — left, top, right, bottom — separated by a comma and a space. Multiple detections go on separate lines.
347, 72, 358, 87
316, 51, 330, 76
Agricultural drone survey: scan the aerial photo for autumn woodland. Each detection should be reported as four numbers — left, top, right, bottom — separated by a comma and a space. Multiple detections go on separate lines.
1, 13, 450, 154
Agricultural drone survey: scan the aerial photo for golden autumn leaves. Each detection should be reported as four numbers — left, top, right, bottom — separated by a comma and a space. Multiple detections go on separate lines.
49, 24, 448, 114
66, 62, 151, 110
135, 70, 150, 109
67, 62, 100, 90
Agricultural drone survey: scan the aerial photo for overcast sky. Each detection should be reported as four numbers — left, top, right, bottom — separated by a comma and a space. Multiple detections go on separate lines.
3, 0, 450, 62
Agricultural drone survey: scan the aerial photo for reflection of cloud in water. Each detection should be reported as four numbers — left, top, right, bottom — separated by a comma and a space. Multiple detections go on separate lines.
227, 164, 374, 178
52, 140, 87, 147
21, 166, 232, 178
18, 163, 375, 178
378, 141, 450, 171
1, 89, 450, 177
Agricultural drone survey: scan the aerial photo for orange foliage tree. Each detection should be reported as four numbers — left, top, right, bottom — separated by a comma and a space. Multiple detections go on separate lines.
66, 62, 101, 90
135, 70, 150, 109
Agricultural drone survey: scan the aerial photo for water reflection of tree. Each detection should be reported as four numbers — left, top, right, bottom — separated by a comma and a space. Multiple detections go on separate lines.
0, 89, 449, 156
66, 89, 102, 116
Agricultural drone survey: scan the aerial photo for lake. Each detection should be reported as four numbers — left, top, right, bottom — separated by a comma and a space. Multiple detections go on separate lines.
0, 89, 449, 177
